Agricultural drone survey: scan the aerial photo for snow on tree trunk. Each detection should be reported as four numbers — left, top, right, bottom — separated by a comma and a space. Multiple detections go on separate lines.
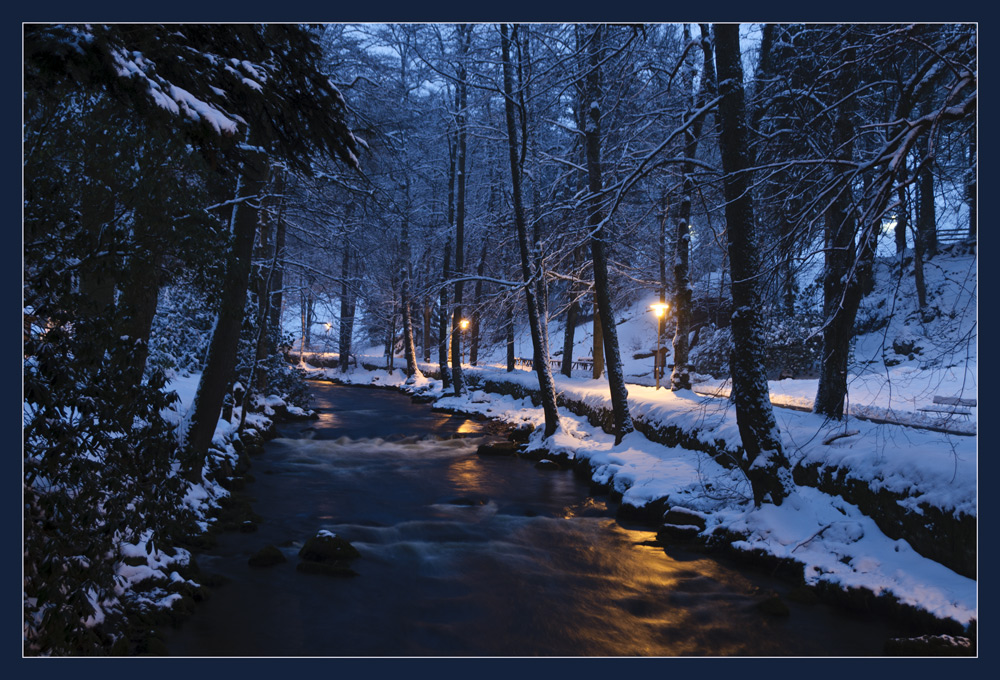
967, 124, 976, 241
671, 219, 692, 391
470, 239, 487, 366
502, 23, 559, 438
338, 242, 354, 373
714, 23, 790, 507
583, 24, 632, 445
438, 228, 452, 390
266, 168, 287, 358
813, 35, 865, 421
182, 150, 267, 476
450, 27, 471, 397
399, 199, 423, 382
561, 245, 583, 378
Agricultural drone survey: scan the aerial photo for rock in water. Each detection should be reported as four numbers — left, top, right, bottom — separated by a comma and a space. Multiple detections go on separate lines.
248, 545, 287, 567
298, 530, 361, 563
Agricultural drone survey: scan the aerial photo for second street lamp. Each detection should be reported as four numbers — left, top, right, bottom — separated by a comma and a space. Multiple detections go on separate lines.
650, 303, 669, 389
459, 318, 470, 365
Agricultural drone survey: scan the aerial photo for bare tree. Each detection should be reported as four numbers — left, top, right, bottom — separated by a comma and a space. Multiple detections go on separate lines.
714, 23, 790, 506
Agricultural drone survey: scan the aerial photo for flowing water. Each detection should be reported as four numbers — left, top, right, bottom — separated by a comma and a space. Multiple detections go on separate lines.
163, 380, 903, 657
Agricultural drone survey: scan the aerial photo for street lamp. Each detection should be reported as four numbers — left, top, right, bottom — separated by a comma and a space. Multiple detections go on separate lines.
459, 318, 470, 364
650, 303, 669, 389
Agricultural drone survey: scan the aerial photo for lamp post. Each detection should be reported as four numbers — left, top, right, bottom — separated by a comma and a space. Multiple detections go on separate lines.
650, 303, 669, 389
459, 318, 470, 365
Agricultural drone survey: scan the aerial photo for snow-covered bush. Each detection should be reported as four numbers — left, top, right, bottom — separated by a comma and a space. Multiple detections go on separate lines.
24, 318, 196, 654
147, 282, 216, 377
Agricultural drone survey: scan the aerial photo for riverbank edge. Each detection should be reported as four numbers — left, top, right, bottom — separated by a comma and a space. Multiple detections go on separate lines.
115, 396, 315, 656
314, 364, 974, 647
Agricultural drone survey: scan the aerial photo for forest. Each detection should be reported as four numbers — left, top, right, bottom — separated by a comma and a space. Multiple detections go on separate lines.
23, 23, 976, 655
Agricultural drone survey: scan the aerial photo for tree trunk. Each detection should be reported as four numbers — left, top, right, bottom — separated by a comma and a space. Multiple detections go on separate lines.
450, 27, 471, 397
338, 244, 354, 372
469, 239, 487, 366
182, 151, 267, 475
305, 288, 313, 354
916, 155, 937, 259
400, 192, 423, 382
895, 167, 909, 254
116, 212, 165, 392
583, 24, 632, 445
560, 245, 582, 378
423, 302, 433, 362
267, 169, 287, 356
501, 23, 559, 438
813, 32, 865, 422
251, 178, 275, 392
438, 229, 452, 390
658, 193, 668, 339
714, 23, 789, 507
520, 28, 550, 357
670, 215, 692, 391
911, 221, 928, 310
78, 181, 117, 315
299, 280, 307, 362
671, 27, 710, 392
506, 304, 515, 372
241, 200, 284, 432
967, 124, 976, 241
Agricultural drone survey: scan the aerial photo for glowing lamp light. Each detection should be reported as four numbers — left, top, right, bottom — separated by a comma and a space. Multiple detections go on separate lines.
324, 322, 332, 331
459, 318, 470, 331
650, 302, 669, 389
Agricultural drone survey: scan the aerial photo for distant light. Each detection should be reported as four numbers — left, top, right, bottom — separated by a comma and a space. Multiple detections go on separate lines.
650, 303, 669, 318
459, 318, 470, 330
325, 322, 332, 331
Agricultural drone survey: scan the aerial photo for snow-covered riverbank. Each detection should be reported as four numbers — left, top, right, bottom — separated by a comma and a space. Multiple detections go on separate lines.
305, 360, 976, 632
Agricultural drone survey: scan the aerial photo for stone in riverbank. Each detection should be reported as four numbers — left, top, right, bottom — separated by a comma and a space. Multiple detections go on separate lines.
884, 634, 974, 656
476, 441, 520, 456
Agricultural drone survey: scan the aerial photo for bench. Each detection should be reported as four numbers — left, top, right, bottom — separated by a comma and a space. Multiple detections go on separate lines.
516, 356, 594, 372
932, 396, 977, 407
917, 395, 976, 420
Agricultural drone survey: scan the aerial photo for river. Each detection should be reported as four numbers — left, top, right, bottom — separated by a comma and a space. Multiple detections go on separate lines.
163, 380, 904, 656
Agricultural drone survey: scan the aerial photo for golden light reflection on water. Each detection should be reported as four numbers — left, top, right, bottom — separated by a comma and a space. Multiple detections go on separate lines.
445, 456, 490, 496
456, 420, 483, 434
507, 521, 778, 656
